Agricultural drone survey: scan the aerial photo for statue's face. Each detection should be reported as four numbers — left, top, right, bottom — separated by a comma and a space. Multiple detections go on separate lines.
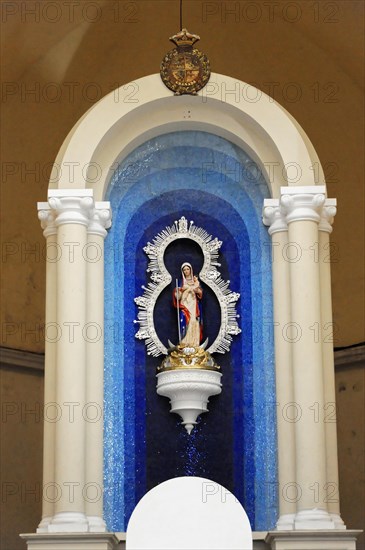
183, 265, 191, 276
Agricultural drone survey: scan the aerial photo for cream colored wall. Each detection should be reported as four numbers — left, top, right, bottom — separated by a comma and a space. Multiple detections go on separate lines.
0, 0, 364, 352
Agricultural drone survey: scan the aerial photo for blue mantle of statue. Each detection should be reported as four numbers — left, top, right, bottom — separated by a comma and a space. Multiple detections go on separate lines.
104, 131, 278, 531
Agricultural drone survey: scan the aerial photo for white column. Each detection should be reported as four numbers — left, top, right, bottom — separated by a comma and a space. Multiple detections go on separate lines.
319, 201, 346, 529
280, 186, 335, 529
47, 189, 94, 532
37, 205, 57, 532
263, 201, 296, 530
85, 203, 111, 532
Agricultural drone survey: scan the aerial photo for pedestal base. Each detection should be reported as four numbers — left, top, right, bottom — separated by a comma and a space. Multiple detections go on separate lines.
21, 531, 362, 550
266, 530, 362, 550
20, 533, 119, 550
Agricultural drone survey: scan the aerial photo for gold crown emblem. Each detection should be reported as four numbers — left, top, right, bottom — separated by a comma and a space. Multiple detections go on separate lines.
160, 27, 210, 95
169, 28, 200, 49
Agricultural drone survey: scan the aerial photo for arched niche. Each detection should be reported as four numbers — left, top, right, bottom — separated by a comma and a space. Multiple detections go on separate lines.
48, 74, 326, 533
103, 131, 276, 531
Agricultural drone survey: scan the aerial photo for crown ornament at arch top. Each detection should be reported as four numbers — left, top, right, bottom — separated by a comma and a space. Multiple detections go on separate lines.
134, 216, 241, 357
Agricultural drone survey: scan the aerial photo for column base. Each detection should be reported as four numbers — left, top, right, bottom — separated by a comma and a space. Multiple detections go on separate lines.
88, 515, 107, 533
331, 512, 347, 529
48, 511, 89, 533
20, 533, 119, 550
36, 516, 52, 533
266, 530, 362, 550
276, 514, 295, 530
294, 509, 335, 530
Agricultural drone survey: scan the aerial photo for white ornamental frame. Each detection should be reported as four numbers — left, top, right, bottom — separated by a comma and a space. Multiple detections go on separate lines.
134, 216, 241, 357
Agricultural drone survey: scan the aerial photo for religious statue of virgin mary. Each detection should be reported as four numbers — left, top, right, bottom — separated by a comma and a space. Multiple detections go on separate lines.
173, 262, 203, 346
135, 216, 240, 357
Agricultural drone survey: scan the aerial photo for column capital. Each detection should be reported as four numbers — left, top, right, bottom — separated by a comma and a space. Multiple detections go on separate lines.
48, 189, 94, 227
38, 202, 57, 238
262, 199, 287, 235
88, 201, 112, 238
319, 198, 337, 233
280, 185, 326, 224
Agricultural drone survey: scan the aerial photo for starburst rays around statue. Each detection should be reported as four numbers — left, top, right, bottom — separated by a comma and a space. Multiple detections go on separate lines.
134, 217, 241, 356
134, 216, 241, 434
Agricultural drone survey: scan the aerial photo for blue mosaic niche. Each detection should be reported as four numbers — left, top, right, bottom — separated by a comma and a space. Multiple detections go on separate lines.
104, 131, 278, 532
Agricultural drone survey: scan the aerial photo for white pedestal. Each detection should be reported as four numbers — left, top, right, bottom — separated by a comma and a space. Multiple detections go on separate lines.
265, 530, 362, 550
156, 368, 222, 434
21, 529, 362, 550
20, 533, 119, 550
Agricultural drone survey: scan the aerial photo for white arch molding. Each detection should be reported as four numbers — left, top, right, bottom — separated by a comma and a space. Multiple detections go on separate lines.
27, 73, 359, 550
50, 73, 325, 199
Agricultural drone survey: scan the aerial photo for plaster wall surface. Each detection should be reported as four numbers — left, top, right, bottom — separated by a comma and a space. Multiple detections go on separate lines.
1, 0, 364, 351
336, 358, 365, 549
0, 361, 44, 550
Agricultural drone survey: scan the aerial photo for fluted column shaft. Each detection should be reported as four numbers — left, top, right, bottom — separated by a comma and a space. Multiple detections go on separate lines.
85, 203, 111, 532
263, 201, 296, 530
48, 190, 94, 532
37, 190, 112, 533
319, 202, 345, 529
264, 187, 346, 531
37, 205, 57, 532
281, 186, 334, 529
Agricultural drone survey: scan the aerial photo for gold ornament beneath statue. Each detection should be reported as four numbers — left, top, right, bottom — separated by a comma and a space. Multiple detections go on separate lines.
157, 344, 220, 372
160, 28, 211, 95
